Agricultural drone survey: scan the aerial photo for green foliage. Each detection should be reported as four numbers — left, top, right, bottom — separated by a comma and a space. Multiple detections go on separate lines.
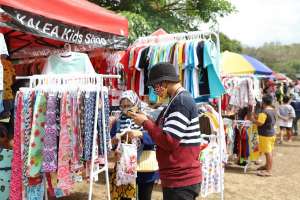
243, 42, 300, 79
119, 11, 152, 43
90, 0, 235, 42
220, 33, 242, 53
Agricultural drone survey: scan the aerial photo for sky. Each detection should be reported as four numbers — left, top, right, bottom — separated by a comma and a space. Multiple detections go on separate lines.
219, 0, 300, 47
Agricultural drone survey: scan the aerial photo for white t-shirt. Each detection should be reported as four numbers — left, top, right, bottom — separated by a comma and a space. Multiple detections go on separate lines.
277, 104, 296, 128
42, 52, 95, 74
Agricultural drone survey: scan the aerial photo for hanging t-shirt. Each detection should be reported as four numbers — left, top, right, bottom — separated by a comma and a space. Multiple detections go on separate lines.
138, 47, 150, 96
177, 42, 185, 82
135, 47, 148, 96
42, 52, 95, 74
183, 41, 200, 98
131, 47, 144, 94
183, 41, 192, 95
203, 41, 225, 98
196, 41, 210, 97
148, 46, 159, 103
192, 41, 200, 98
172, 43, 179, 74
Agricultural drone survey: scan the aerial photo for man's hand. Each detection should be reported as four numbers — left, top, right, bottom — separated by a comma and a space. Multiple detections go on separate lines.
131, 112, 149, 126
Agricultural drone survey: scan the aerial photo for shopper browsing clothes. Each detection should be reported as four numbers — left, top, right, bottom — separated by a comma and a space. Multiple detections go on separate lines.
277, 96, 296, 143
131, 62, 201, 200
252, 94, 276, 177
110, 90, 159, 200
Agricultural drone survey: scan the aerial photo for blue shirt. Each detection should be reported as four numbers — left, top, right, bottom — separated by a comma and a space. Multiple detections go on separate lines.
203, 41, 225, 98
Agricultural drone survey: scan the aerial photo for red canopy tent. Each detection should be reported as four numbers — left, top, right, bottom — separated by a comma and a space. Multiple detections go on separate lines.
0, 0, 128, 58
150, 28, 168, 36
272, 72, 292, 82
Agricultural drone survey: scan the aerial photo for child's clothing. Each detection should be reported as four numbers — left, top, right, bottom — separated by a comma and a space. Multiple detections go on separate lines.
277, 104, 295, 128
257, 108, 276, 153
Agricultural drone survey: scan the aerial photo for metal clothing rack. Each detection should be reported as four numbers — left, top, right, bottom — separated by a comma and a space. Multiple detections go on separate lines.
16, 74, 120, 200
233, 120, 253, 173
133, 29, 224, 200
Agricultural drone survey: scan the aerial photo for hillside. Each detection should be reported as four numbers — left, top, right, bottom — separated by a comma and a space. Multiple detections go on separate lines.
243, 43, 300, 79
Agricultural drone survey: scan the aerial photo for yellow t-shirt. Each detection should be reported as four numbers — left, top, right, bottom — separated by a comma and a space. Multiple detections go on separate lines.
205, 112, 219, 130
177, 42, 184, 83
257, 113, 267, 124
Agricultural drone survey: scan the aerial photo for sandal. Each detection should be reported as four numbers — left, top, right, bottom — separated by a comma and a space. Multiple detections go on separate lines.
256, 166, 267, 171
257, 171, 272, 177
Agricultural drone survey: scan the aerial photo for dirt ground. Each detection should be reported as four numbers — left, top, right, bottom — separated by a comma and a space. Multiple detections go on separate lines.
58, 135, 300, 200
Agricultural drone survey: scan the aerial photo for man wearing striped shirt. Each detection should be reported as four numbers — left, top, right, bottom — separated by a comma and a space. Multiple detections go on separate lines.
132, 62, 201, 200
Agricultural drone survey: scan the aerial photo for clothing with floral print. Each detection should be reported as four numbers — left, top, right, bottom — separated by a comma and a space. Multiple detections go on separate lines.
70, 92, 83, 171
10, 92, 23, 200
83, 91, 96, 160
57, 93, 74, 195
21, 91, 35, 196
79, 92, 85, 160
110, 166, 136, 200
116, 143, 138, 186
200, 142, 222, 197
27, 92, 47, 177
97, 90, 111, 156
0, 148, 13, 200
26, 180, 45, 200
42, 93, 58, 172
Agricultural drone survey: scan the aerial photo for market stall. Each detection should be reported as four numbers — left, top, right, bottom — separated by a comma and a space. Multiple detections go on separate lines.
124, 30, 226, 200
219, 51, 274, 172
0, 0, 128, 58
0, 1, 129, 200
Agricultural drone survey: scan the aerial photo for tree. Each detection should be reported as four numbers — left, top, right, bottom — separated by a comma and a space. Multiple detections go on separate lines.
243, 43, 300, 79
220, 33, 242, 53
90, 0, 235, 43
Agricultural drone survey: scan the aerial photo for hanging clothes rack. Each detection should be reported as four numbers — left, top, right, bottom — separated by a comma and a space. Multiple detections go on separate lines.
133, 31, 215, 46
234, 120, 253, 173
132, 29, 224, 200
16, 74, 120, 200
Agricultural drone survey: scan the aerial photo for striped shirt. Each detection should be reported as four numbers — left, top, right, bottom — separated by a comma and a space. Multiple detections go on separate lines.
143, 90, 202, 188
162, 90, 201, 145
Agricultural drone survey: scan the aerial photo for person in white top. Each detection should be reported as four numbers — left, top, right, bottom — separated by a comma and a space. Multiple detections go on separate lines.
277, 96, 296, 143
294, 81, 300, 97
